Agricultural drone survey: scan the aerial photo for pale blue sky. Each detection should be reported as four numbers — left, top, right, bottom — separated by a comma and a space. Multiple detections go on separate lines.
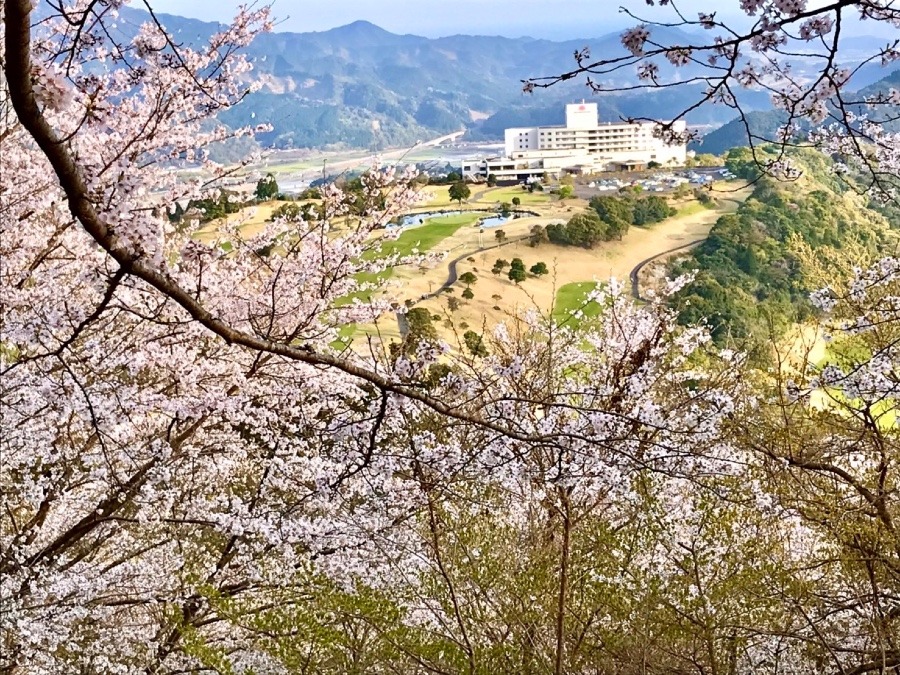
145, 0, 740, 38
145, 0, 890, 39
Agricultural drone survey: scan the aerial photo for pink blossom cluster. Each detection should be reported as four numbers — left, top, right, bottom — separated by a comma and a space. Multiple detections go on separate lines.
621, 25, 651, 56
798, 15, 833, 39
4, 0, 900, 671
665, 47, 692, 66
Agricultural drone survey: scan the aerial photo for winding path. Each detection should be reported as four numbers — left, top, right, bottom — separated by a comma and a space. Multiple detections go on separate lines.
628, 195, 743, 300
408, 194, 746, 310
415, 235, 529, 303
629, 238, 706, 300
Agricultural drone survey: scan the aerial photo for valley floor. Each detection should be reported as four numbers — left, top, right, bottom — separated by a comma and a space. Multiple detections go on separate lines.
354, 185, 750, 345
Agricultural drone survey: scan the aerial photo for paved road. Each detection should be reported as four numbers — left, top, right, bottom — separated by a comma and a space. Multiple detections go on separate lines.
415, 235, 530, 304
293, 130, 467, 182
629, 238, 706, 301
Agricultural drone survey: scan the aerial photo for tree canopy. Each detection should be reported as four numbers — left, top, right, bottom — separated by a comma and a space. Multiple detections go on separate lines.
448, 180, 471, 204
254, 172, 279, 201
4, 2, 900, 674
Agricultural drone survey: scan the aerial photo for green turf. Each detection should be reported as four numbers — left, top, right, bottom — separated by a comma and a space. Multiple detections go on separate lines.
365, 212, 483, 260
266, 160, 321, 173
338, 212, 483, 308
674, 201, 707, 218
261, 152, 370, 175
552, 281, 604, 325
814, 337, 897, 431
477, 186, 552, 205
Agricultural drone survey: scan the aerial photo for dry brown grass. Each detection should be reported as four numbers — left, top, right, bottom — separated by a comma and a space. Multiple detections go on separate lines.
190, 185, 751, 348
356, 189, 750, 343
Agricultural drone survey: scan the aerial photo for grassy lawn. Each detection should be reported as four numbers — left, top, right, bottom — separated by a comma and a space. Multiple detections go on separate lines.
417, 184, 490, 208
192, 199, 324, 244
266, 160, 321, 173
552, 281, 603, 325
262, 151, 371, 175
811, 337, 898, 430
810, 388, 897, 431
674, 201, 708, 218
477, 186, 552, 206
366, 212, 483, 259
338, 212, 484, 311
403, 147, 448, 162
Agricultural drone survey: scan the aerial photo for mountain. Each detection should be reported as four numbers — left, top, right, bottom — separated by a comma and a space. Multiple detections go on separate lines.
692, 67, 900, 156
114, 7, 900, 151
691, 111, 790, 155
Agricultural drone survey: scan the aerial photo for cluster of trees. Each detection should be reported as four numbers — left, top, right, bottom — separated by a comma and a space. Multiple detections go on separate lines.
590, 194, 676, 228
267, 200, 324, 222
167, 189, 250, 225
462, 329, 488, 356
544, 210, 625, 248
5, 3, 900, 675
420, 169, 466, 186
254, 172, 279, 201
491, 257, 548, 283
535, 195, 677, 251
671, 149, 894, 347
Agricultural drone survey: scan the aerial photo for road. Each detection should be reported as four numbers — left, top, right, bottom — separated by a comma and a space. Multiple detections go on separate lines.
415, 235, 530, 303
293, 130, 467, 182
629, 238, 706, 300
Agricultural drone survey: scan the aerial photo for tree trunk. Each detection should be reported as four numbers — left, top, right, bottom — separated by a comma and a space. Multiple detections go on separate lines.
554, 489, 572, 675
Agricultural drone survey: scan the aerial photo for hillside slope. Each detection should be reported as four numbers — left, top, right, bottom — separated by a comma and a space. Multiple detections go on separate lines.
671, 148, 897, 347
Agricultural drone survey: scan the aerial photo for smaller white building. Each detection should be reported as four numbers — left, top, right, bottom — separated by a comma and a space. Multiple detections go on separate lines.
463, 102, 687, 182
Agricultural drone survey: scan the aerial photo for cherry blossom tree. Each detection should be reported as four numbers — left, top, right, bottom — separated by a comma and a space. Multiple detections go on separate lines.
3, 2, 899, 674
0, 2, 743, 671
736, 253, 900, 674
525, 0, 900, 201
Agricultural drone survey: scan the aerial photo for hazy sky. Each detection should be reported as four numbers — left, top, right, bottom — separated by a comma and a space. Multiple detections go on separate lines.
144, 0, 890, 40
145, 0, 743, 39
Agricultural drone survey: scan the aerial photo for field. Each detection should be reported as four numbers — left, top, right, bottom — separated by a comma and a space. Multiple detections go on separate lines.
368, 212, 485, 259
413, 184, 556, 210
194, 182, 751, 349
674, 201, 710, 218
552, 281, 603, 325
355, 189, 749, 343
474, 186, 554, 206
414, 184, 490, 208
193, 200, 307, 243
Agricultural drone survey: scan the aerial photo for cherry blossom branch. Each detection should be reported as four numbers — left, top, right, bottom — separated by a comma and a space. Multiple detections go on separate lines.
2, 0, 538, 446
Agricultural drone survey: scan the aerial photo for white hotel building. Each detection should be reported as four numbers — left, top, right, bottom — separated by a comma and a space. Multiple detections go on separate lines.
462, 102, 687, 182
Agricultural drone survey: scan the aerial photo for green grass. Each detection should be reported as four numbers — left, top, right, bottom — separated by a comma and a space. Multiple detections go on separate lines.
675, 201, 707, 218
477, 186, 552, 205
813, 337, 898, 431
266, 160, 322, 173
419, 185, 489, 208
552, 281, 604, 325
365, 212, 483, 260
337, 212, 483, 310
403, 147, 447, 161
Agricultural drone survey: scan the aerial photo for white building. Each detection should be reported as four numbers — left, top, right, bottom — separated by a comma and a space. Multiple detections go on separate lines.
463, 102, 687, 182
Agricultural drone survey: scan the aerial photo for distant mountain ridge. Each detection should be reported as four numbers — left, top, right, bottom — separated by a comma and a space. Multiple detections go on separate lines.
691, 67, 899, 155
114, 7, 900, 152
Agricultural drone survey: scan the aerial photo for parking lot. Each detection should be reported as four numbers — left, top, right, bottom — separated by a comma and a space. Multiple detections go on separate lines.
573, 166, 734, 199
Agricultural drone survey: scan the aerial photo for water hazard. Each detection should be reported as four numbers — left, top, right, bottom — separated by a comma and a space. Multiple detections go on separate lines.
392, 210, 536, 229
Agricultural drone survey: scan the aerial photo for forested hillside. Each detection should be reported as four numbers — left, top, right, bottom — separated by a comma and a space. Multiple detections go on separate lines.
671, 148, 897, 344
689, 110, 789, 156
99, 7, 826, 150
